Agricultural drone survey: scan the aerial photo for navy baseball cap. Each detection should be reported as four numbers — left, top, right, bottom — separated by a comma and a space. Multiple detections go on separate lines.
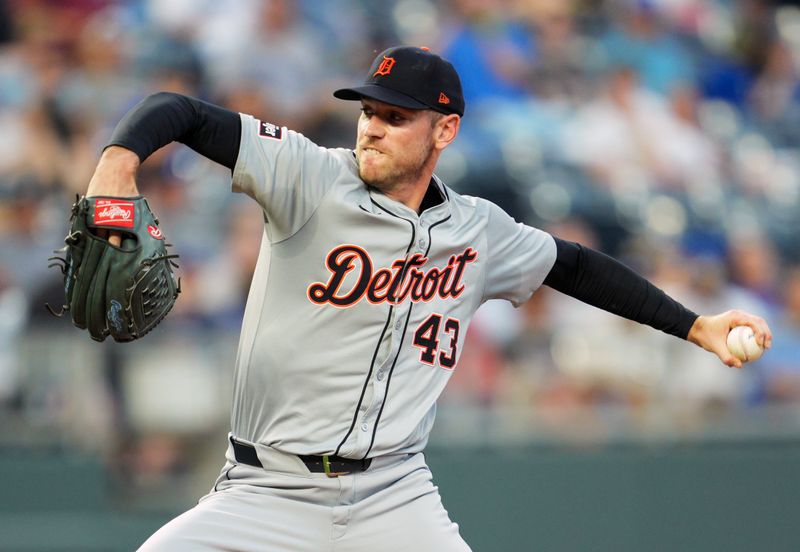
334, 46, 465, 117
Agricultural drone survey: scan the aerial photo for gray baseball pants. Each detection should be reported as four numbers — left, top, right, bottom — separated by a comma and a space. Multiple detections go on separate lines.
137, 437, 471, 551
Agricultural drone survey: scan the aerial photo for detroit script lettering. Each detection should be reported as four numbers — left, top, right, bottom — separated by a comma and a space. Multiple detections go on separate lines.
308, 245, 478, 307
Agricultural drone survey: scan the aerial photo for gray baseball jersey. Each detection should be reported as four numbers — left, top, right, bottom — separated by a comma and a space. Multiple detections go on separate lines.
230, 114, 557, 460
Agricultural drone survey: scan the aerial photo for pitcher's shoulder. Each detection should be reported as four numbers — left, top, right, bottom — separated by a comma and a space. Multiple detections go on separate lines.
444, 186, 494, 216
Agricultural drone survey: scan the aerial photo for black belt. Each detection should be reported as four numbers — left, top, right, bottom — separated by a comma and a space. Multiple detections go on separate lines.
231, 437, 372, 477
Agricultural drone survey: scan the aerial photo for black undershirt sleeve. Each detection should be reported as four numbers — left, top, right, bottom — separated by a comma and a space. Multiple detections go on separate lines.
106, 92, 242, 170
543, 237, 699, 339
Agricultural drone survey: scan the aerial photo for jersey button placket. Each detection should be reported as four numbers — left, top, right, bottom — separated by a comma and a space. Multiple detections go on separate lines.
393, 303, 409, 335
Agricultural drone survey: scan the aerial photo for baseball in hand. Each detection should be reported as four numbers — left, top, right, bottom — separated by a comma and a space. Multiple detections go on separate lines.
726, 325, 764, 362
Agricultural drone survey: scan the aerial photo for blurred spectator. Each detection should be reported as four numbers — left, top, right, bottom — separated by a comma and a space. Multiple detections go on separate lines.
752, 265, 800, 402
727, 231, 782, 309
203, 0, 335, 131
441, 0, 536, 109
748, 38, 800, 123
595, 0, 697, 96
514, 0, 594, 106
176, 197, 265, 331
443, 300, 509, 406
0, 0, 11, 45
0, 266, 27, 407
730, 0, 775, 75
747, 37, 800, 147
56, 7, 144, 131
560, 64, 721, 192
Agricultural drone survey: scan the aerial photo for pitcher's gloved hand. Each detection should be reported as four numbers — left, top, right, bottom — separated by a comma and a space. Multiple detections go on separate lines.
47, 195, 180, 342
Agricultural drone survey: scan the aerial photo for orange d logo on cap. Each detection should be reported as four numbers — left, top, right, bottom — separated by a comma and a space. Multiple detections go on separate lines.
373, 56, 396, 77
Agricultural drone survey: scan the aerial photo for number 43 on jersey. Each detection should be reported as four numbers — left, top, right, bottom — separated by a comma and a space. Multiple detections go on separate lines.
412, 314, 460, 369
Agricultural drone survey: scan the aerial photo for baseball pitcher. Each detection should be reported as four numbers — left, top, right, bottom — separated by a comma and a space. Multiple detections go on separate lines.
61, 46, 771, 551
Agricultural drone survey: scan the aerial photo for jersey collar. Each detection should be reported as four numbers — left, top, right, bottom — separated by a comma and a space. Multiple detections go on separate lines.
364, 176, 450, 221
350, 151, 451, 221
419, 177, 446, 212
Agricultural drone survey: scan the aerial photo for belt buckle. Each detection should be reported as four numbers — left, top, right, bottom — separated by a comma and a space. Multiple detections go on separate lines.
322, 455, 349, 478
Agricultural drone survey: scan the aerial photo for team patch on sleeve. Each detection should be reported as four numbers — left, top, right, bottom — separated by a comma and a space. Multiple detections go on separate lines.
258, 120, 284, 141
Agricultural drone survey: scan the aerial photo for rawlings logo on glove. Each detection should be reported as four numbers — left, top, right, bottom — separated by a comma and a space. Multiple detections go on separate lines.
94, 199, 135, 227
47, 195, 181, 342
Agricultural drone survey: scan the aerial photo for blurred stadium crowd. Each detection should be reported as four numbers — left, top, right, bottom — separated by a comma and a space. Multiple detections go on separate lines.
1, 0, 800, 493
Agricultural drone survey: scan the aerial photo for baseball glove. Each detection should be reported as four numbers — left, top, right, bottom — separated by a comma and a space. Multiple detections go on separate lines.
47, 195, 180, 342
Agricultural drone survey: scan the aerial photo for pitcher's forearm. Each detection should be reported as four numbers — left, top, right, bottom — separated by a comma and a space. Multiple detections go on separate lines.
86, 146, 141, 197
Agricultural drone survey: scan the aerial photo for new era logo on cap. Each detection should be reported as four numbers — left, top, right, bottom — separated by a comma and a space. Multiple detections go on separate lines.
333, 46, 465, 117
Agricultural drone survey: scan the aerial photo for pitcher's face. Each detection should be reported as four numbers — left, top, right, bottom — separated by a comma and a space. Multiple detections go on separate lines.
355, 99, 437, 192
